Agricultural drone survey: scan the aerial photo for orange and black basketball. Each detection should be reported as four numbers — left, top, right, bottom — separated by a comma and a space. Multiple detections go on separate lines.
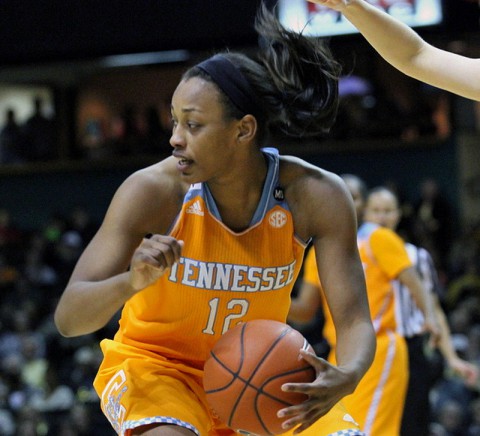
203, 319, 316, 435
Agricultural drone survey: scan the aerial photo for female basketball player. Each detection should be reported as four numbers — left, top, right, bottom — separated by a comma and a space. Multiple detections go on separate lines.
309, 0, 480, 101
54, 5, 375, 436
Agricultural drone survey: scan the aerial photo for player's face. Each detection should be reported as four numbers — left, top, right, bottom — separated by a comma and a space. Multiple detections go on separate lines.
364, 191, 401, 230
170, 77, 241, 183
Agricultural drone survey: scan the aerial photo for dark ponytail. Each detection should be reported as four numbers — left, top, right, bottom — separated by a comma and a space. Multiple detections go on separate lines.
183, 4, 341, 143
254, 4, 341, 139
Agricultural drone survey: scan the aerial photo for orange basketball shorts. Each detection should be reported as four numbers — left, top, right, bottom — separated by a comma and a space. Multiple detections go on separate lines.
94, 339, 366, 436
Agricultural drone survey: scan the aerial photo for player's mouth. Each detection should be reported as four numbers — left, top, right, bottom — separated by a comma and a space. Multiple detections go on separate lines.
175, 155, 194, 172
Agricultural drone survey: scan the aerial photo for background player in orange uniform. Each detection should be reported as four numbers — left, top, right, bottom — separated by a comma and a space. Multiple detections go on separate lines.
54, 5, 375, 436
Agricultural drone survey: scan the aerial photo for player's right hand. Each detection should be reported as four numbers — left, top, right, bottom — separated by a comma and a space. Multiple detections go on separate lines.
129, 235, 184, 293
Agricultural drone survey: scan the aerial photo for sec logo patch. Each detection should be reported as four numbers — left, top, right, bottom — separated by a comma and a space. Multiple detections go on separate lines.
269, 210, 287, 228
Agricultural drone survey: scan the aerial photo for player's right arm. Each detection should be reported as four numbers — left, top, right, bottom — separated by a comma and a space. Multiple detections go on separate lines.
54, 159, 184, 337
433, 295, 479, 386
308, 0, 480, 101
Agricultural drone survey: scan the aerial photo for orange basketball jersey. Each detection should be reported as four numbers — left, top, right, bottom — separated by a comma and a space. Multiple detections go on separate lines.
113, 149, 307, 368
357, 222, 412, 335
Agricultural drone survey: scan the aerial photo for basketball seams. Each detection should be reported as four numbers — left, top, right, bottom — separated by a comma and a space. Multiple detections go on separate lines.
258, 365, 314, 404
254, 365, 314, 433
204, 352, 239, 393
204, 323, 248, 394
228, 325, 291, 428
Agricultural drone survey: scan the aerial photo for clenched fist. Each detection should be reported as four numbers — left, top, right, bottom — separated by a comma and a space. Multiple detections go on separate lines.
129, 235, 184, 292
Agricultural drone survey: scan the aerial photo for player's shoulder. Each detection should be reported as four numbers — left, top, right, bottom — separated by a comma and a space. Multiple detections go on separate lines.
278, 154, 344, 196
369, 225, 406, 250
120, 156, 187, 200
277, 154, 354, 239
108, 156, 188, 232
371, 225, 400, 240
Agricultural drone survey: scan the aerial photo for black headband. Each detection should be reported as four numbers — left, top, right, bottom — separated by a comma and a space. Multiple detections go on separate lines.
196, 54, 263, 121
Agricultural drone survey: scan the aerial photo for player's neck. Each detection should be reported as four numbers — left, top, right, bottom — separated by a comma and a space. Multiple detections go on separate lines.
207, 153, 268, 231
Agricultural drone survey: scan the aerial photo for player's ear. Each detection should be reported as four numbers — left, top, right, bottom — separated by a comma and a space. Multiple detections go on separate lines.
236, 114, 257, 144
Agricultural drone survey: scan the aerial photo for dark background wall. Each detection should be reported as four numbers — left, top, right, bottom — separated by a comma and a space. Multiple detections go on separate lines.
0, 0, 478, 66
0, 138, 458, 231
0, 0, 263, 65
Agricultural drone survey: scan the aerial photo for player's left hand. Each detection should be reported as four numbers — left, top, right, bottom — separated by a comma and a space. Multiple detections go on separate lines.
277, 349, 357, 433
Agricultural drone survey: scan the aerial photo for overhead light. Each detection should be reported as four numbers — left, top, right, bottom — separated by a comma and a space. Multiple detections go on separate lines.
100, 50, 190, 67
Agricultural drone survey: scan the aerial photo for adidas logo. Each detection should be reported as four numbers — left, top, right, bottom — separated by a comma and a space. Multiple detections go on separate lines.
186, 200, 204, 216
343, 413, 359, 427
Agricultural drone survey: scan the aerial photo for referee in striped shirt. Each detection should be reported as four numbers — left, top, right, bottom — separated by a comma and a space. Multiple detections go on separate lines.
365, 186, 478, 436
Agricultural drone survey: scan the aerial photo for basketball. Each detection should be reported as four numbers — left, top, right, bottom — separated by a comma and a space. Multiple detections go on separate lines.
203, 319, 316, 435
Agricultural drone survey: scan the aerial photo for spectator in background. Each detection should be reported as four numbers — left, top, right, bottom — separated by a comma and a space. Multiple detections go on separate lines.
52, 230, 84, 288
432, 399, 470, 436
0, 254, 19, 295
19, 335, 48, 393
15, 405, 48, 436
115, 105, 140, 156
29, 363, 75, 414
0, 208, 23, 258
468, 398, 480, 436
22, 97, 56, 162
56, 401, 94, 436
0, 407, 14, 435
66, 206, 97, 248
465, 324, 480, 368
139, 105, 171, 155
413, 178, 455, 277
446, 257, 480, 310
0, 108, 25, 164
69, 346, 101, 402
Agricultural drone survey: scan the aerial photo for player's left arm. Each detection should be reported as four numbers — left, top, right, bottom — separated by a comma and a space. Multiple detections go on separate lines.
279, 167, 375, 432
308, 172, 375, 385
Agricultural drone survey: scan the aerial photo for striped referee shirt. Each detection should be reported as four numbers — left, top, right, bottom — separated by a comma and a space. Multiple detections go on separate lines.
393, 243, 441, 338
